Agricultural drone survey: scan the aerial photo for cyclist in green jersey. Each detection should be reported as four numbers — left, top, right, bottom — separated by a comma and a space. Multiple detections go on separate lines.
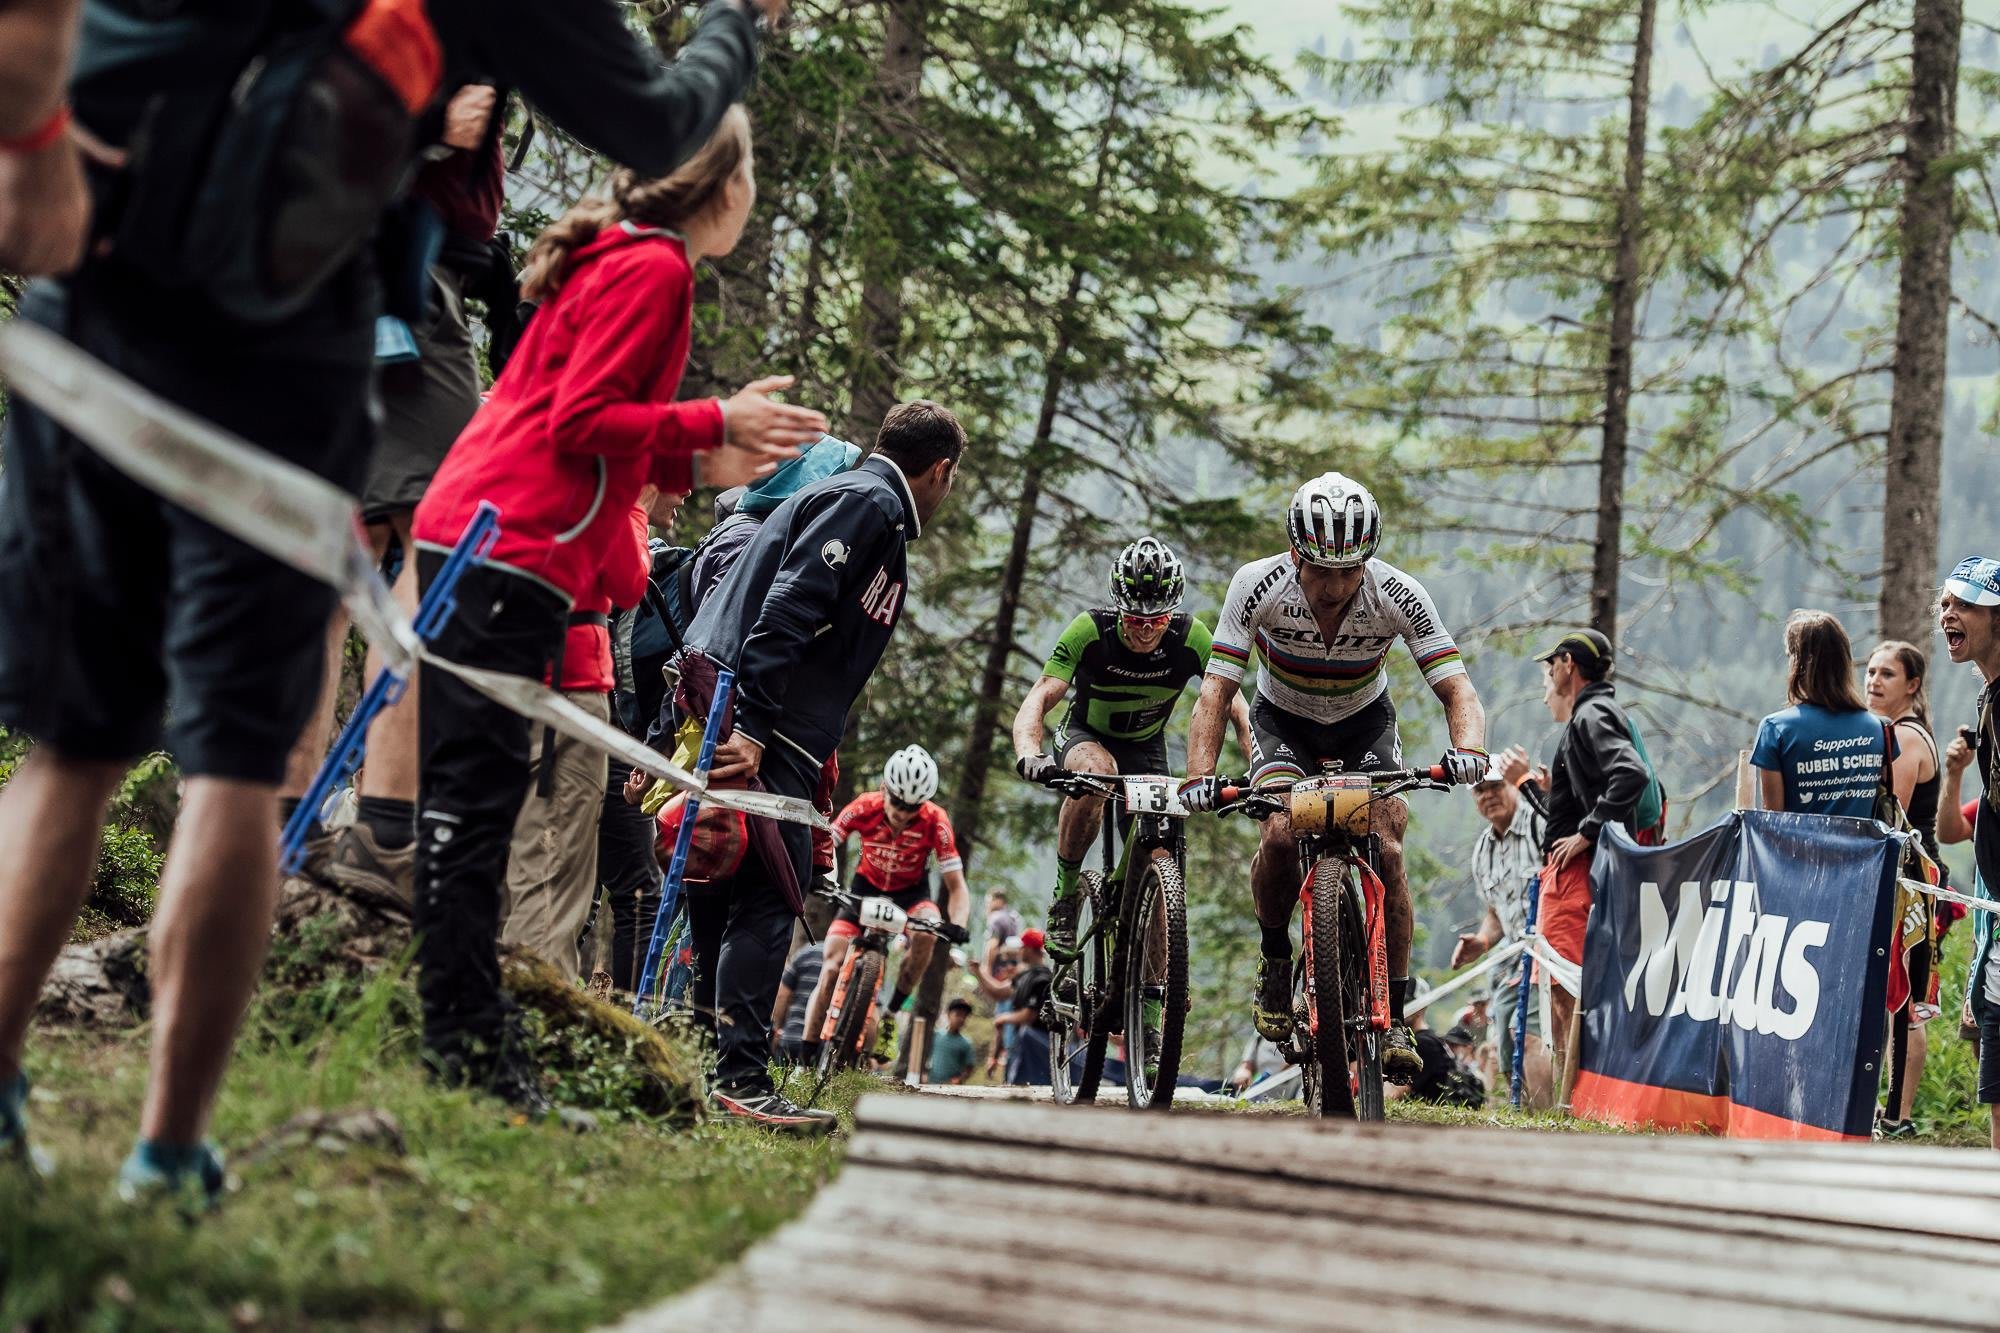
1012, 538, 1251, 961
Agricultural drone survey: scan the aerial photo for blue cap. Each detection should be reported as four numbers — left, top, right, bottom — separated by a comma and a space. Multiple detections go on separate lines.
737, 435, 861, 515
1944, 556, 2000, 608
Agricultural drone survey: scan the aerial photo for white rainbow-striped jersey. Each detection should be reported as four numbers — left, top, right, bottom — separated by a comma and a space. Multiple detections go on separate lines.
1206, 553, 1466, 724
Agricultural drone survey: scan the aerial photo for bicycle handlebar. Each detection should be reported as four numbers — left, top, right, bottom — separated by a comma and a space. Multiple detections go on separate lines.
810, 885, 961, 937
1215, 765, 1454, 814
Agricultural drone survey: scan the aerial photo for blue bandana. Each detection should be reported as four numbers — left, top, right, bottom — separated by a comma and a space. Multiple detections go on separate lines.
738, 435, 862, 515
1945, 556, 2000, 608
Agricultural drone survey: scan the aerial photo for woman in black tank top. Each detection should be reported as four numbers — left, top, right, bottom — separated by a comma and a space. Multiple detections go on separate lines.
1866, 640, 1941, 1135
1866, 641, 1941, 858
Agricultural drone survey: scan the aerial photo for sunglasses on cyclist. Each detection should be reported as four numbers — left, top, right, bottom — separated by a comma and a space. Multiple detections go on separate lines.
1120, 612, 1173, 630
887, 795, 923, 813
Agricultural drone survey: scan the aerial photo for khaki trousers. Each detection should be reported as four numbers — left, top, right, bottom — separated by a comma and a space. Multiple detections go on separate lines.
500, 690, 609, 978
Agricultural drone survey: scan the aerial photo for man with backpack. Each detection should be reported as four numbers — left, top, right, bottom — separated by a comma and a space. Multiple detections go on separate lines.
1499, 628, 1660, 1092
0, 0, 782, 1204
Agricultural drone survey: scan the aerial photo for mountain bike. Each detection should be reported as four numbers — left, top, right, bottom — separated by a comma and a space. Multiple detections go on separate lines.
813, 886, 952, 1076
1035, 771, 1193, 1110
1219, 765, 1451, 1120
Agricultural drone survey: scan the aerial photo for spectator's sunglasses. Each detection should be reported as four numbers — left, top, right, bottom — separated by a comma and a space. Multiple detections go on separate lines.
1120, 611, 1172, 630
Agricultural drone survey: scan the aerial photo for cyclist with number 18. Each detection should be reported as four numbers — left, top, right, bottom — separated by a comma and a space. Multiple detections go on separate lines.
1012, 538, 1252, 964
1182, 474, 1488, 1083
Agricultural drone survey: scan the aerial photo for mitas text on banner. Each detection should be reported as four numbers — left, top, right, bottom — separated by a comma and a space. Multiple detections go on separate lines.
1574, 809, 1901, 1140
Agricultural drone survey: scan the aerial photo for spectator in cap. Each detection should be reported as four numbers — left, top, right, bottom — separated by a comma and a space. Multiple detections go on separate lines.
1937, 555, 2000, 1150
1752, 611, 1894, 820
995, 930, 1053, 1086
1452, 759, 1552, 1108
1386, 1024, 1485, 1107
1500, 627, 1650, 1090
927, 999, 979, 1085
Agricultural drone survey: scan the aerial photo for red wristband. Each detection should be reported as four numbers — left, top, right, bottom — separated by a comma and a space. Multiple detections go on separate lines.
0, 103, 70, 156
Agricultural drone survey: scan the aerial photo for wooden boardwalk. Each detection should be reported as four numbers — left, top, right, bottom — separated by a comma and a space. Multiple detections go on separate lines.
621, 1093, 2000, 1331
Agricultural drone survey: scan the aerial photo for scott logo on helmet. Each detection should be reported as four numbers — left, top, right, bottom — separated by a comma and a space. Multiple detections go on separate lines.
1620, 878, 1827, 1041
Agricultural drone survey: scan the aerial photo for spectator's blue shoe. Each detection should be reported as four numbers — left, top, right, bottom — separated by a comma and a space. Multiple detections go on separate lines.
116, 1140, 226, 1217
1, 1070, 53, 1177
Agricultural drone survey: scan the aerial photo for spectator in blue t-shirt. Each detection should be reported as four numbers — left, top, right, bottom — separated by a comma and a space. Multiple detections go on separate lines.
1753, 610, 1895, 820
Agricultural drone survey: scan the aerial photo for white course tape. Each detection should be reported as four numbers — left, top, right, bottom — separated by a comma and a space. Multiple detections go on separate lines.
1528, 934, 1583, 994
421, 652, 826, 828
0, 321, 824, 830
1406, 936, 1529, 1019
1900, 878, 2000, 917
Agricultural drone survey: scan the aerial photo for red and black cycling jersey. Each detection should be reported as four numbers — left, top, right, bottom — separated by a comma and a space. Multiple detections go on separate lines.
830, 791, 962, 894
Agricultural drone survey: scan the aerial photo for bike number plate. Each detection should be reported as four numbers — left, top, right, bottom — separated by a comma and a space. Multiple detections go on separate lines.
1290, 774, 1372, 836
1122, 777, 1189, 818
857, 896, 907, 931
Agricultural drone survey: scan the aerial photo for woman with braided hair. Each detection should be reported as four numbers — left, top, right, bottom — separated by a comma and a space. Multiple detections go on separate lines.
408, 106, 829, 1112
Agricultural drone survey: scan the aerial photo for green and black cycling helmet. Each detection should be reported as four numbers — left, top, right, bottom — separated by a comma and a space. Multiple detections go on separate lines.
1110, 537, 1186, 616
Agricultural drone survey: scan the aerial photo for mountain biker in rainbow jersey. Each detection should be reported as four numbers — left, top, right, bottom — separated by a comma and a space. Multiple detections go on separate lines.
1182, 473, 1488, 1083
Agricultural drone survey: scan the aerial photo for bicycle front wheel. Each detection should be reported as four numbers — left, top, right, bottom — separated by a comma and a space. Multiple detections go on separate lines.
818, 951, 881, 1077
1122, 853, 1189, 1110
1301, 858, 1357, 1118
1049, 873, 1111, 1105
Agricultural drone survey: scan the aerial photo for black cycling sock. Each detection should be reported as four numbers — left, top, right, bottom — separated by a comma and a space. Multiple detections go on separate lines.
888, 986, 911, 1015
358, 796, 417, 851
1260, 926, 1291, 959
1390, 976, 1412, 1025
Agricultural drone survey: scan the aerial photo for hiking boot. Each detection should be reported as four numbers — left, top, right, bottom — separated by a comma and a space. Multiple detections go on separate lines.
1, 1071, 51, 1178
1253, 956, 1293, 1042
1045, 894, 1080, 963
1874, 1115, 1919, 1142
710, 1085, 837, 1136
323, 823, 415, 913
872, 1012, 898, 1062
294, 826, 338, 880
1383, 1023, 1424, 1085
116, 1141, 226, 1217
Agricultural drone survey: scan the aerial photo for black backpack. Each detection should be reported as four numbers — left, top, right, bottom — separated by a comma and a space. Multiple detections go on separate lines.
611, 541, 699, 735
72, 0, 442, 323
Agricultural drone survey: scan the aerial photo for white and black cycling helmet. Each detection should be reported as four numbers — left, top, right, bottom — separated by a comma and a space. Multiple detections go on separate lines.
883, 744, 940, 806
1287, 472, 1382, 569
1110, 537, 1186, 615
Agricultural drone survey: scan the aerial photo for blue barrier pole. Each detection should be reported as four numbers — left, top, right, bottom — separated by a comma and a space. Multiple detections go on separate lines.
1512, 871, 1541, 1110
633, 669, 735, 1015
279, 501, 501, 875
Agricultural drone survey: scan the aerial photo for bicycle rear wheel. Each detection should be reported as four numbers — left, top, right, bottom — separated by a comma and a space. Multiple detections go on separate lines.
817, 951, 881, 1077
1122, 854, 1189, 1110
1050, 873, 1111, 1105
1301, 858, 1357, 1118
1342, 876, 1385, 1122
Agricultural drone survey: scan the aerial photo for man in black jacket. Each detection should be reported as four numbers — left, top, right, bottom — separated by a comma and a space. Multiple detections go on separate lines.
0, 0, 777, 1198
681, 401, 966, 1130
1499, 628, 1649, 1085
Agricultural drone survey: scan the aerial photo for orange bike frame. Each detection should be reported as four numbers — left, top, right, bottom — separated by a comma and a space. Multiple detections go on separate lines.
1297, 852, 1392, 1040
817, 948, 881, 1044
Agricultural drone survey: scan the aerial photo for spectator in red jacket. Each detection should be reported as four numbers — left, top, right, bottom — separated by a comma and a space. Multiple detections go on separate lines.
407, 107, 827, 1111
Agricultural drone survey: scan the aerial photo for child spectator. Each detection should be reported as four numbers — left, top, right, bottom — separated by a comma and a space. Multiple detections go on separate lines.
1752, 610, 1894, 818
928, 999, 979, 1085
408, 108, 826, 1110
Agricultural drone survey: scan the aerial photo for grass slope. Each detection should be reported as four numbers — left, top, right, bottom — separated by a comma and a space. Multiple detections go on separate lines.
1, 1003, 873, 1331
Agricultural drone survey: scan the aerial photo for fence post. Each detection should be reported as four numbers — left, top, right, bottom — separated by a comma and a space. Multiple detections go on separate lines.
632, 669, 735, 1016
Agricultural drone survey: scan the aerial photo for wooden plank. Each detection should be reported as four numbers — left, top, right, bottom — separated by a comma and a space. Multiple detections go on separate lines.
625, 1094, 2000, 1331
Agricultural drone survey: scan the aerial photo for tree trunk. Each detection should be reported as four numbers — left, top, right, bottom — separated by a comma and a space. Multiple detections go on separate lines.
1879, 0, 1960, 644
848, 0, 927, 442
949, 266, 1087, 864
1590, 0, 1657, 637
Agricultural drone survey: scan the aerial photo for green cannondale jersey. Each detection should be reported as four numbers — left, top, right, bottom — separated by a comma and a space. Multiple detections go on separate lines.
1042, 609, 1211, 742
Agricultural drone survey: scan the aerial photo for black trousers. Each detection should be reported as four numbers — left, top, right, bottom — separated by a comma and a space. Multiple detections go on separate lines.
413, 552, 564, 1070
597, 772, 662, 993
693, 743, 815, 1093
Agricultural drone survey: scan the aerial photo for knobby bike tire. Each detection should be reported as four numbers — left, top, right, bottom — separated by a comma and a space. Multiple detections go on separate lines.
1050, 872, 1111, 1105
818, 951, 881, 1077
1123, 853, 1189, 1110
1343, 873, 1385, 1122
1303, 857, 1357, 1118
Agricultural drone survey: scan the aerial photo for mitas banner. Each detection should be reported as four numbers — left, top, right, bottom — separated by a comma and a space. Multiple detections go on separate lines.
1571, 810, 1901, 1141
